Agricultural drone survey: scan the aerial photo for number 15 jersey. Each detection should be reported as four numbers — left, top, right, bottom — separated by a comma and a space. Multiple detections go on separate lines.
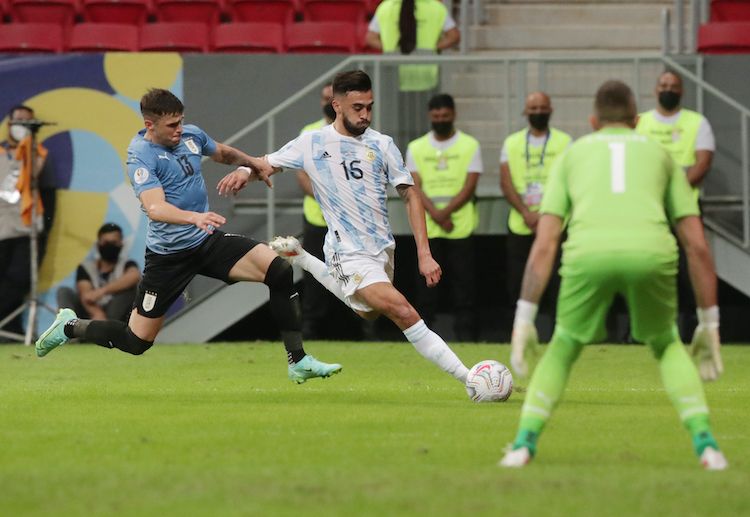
268, 125, 414, 258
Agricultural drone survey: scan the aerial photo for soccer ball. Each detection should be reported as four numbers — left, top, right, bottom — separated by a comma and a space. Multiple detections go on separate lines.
465, 360, 513, 402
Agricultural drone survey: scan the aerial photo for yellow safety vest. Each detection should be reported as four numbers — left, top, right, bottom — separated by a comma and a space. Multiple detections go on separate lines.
407, 130, 480, 239
300, 119, 327, 227
375, 0, 446, 92
636, 109, 703, 199
504, 127, 572, 235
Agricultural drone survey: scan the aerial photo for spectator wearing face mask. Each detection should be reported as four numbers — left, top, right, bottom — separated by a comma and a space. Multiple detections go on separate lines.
57, 223, 140, 322
0, 105, 49, 339
405, 93, 482, 341
500, 92, 571, 339
636, 70, 715, 341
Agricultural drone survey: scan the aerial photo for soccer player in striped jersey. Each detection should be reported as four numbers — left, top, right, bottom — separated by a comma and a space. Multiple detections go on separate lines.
218, 70, 469, 385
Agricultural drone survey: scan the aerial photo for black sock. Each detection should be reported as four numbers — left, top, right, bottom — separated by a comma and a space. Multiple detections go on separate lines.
265, 257, 306, 364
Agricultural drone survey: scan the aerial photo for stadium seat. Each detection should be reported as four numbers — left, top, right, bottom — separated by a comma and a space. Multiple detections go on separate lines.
698, 22, 750, 54
155, 0, 221, 25
711, 0, 750, 22
82, 0, 150, 24
228, 0, 296, 24
139, 21, 210, 51
0, 23, 64, 53
302, 0, 367, 23
69, 23, 139, 51
364, 0, 378, 16
9, 0, 77, 29
212, 22, 285, 52
286, 21, 357, 53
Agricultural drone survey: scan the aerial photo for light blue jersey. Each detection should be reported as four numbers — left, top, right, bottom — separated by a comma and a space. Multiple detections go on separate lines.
126, 124, 217, 254
268, 125, 413, 258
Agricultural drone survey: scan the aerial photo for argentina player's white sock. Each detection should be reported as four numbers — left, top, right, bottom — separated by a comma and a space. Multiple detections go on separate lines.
296, 252, 354, 309
403, 320, 469, 383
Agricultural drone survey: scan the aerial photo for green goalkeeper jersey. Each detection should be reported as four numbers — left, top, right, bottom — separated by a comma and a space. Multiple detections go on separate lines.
541, 127, 699, 265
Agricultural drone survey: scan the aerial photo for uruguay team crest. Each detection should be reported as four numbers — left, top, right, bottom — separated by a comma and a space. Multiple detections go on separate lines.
142, 291, 157, 312
184, 138, 200, 154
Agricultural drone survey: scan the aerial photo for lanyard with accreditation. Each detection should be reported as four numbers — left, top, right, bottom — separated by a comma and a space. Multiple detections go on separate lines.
523, 129, 550, 207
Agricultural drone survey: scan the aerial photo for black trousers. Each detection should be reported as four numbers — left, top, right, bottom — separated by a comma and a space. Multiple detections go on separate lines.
301, 221, 362, 340
0, 236, 31, 335
415, 237, 477, 341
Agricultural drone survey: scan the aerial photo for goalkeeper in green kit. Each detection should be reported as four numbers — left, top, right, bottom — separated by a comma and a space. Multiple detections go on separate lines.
500, 80, 727, 470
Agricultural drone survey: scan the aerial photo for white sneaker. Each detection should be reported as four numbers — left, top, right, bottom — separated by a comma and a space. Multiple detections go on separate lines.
268, 236, 305, 264
700, 447, 729, 471
499, 446, 532, 468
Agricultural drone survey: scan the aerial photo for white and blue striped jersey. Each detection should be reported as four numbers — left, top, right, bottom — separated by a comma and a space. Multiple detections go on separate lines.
268, 125, 413, 257
126, 124, 217, 254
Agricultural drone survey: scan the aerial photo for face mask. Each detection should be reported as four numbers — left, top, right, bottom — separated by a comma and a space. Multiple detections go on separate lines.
98, 243, 122, 263
431, 121, 454, 137
323, 102, 336, 121
528, 113, 551, 131
9, 124, 28, 142
658, 91, 681, 111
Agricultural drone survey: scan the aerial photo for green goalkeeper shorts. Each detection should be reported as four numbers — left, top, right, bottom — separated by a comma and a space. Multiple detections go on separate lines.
554, 251, 678, 344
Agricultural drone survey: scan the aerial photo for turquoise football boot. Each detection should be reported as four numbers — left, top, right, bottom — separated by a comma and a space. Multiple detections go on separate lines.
35, 308, 77, 358
288, 355, 342, 384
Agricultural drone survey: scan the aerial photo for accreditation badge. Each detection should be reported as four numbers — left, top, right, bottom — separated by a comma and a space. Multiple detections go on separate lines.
523, 182, 543, 206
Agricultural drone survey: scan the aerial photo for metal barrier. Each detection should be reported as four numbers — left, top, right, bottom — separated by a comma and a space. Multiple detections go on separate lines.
222, 54, 750, 252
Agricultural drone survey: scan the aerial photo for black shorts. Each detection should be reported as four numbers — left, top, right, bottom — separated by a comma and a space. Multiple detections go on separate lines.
134, 231, 261, 318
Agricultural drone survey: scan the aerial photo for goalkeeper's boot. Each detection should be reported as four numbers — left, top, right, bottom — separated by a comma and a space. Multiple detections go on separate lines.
499, 445, 533, 468
35, 308, 76, 358
269, 236, 305, 266
288, 355, 342, 384
700, 447, 729, 471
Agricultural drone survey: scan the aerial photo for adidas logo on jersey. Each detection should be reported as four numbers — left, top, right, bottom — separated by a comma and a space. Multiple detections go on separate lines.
318, 151, 332, 159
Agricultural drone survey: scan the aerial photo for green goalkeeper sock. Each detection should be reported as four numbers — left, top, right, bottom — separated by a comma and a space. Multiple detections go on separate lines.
686, 414, 719, 456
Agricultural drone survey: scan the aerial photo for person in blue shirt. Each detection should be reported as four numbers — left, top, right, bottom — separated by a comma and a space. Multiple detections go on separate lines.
35, 88, 341, 384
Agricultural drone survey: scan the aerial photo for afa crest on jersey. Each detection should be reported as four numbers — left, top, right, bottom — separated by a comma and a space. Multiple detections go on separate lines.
184, 138, 200, 154
366, 149, 376, 162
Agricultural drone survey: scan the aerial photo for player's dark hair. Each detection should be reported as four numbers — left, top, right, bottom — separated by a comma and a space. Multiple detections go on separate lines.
428, 94, 455, 111
594, 80, 637, 123
398, 0, 416, 54
98, 222, 123, 238
140, 89, 184, 119
333, 70, 372, 96
8, 104, 33, 118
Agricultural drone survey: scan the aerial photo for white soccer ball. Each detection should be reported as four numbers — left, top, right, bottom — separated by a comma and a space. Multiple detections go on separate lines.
465, 360, 513, 402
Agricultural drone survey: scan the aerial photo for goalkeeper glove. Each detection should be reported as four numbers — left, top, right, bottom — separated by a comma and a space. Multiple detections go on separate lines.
690, 306, 723, 382
510, 300, 539, 378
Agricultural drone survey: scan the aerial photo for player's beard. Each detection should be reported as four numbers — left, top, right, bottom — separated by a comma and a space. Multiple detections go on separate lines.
343, 116, 369, 136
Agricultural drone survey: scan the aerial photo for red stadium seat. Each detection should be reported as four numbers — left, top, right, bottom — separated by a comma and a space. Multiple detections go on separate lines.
228, 0, 295, 24
711, 0, 750, 22
213, 22, 284, 52
698, 22, 750, 53
286, 21, 357, 53
302, 0, 366, 23
364, 0, 378, 16
9, 0, 77, 28
155, 0, 221, 25
82, 0, 150, 24
69, 23, 139, 51
0, 23, 63, 52
139, 21, 210, 51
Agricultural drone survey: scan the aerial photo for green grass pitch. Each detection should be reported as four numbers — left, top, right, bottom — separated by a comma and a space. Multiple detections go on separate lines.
1, 342, 748, 517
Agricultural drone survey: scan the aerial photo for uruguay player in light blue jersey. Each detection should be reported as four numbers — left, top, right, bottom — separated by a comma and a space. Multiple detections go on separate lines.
218, 71, 470, 386
36, 88, 341, 384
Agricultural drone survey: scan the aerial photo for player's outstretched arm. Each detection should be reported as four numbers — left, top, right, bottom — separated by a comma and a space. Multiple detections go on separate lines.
511, 214, 562, 377
140, 187, 225, 234
398, 183, 442, 287
676, 215, 723, 381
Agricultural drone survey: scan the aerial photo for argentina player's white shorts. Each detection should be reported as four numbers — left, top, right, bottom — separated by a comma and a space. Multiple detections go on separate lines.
328, 247, 395, 312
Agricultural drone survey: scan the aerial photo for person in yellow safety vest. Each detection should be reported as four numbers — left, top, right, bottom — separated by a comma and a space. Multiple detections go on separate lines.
406, 93, 482, 341
636, 70, 715, 201
636, 70, 716, 342
365, 0, 460, 92
296, 82, 360, 339
500, 91, 572, 339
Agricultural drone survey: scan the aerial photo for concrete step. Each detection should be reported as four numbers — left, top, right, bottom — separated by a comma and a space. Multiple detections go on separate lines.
485, 3, 674, 26
470, 24, 663, 50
